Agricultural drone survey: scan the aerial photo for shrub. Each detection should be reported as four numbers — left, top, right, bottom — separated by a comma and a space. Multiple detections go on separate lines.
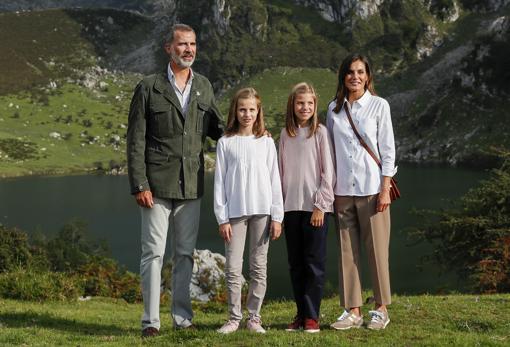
0, 225, 32, 272
0, 221, 141, 302
45, 220, 108, 272
413, 151, 510, 292
78, 256, 141, 303
0, 268, 82, 301
0, 139, 39, 160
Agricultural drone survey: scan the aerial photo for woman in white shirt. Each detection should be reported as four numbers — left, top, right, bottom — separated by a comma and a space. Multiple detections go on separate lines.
214, 87, 284, 334
327, 54, 396, 331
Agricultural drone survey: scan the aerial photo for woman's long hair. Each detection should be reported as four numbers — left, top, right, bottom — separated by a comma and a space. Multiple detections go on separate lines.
332, 53, 376, 113
285, 82, 319, 138
224, 87, 265, 137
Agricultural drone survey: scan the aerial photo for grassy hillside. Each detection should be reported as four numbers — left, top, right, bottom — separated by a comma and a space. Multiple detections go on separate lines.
0, 294, 509, 346
0, 9, 153, 95
0, 9, 154, 177
0, 66, 338, 177
0, 3, 508, 176
0, 77, 137, 177
0, 10, 95, 95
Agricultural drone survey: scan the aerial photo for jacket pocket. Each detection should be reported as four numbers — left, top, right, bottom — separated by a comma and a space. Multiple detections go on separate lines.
146, 148, 168, 165
149, 103, 173, 137
196, 102, 209, 133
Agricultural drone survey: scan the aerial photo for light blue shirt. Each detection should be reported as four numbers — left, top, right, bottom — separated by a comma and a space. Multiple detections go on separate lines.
167, 63, 194, 117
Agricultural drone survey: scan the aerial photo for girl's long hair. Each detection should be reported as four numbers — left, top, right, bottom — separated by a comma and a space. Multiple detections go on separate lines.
224, 87, 265, 137
285, 82, 319, 138
332, 53, 376, 113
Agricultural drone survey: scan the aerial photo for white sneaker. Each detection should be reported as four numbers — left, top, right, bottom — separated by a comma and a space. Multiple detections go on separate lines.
330, 310, 363, 330
217, 320, 240, 334
246, 316, 266, 334
367, 310, 390, 330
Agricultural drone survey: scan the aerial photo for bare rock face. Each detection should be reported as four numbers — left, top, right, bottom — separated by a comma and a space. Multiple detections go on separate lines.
479, 15, 509, 41
416, 24, 444, 60
291, 0, 384, 23
212, 0, 231, 35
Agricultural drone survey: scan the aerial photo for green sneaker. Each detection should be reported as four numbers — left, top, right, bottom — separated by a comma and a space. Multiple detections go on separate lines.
330, 310, 363, 330
367, 310, 390, 330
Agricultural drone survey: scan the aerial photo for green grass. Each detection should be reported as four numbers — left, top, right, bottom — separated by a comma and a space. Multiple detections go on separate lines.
0, 75, 139, 177
0, 9, 153, 95
0, 294, 509, 346
0, 66, 337, 177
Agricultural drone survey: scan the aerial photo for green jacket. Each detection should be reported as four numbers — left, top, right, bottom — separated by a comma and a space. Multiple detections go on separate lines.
126, 70, 224, 199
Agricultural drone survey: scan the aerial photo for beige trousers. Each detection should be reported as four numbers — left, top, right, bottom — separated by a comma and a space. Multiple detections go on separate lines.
334, 195, 391, 308
225, 215, 270, 321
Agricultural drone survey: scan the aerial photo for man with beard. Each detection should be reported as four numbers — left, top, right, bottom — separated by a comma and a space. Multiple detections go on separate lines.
127, 23, 224, 337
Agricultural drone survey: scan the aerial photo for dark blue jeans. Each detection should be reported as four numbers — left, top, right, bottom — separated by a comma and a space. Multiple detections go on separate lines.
284, 211, 328, 320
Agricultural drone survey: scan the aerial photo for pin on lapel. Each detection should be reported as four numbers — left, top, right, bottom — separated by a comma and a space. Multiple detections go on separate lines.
196, 91, 200, 96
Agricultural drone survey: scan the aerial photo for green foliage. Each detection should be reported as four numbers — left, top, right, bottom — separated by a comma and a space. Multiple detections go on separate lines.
413, 152, 510, 292
0, 9, 153, 95
194, 0, 347, 88
0, 139, 40, 161
0, 80, 134, 177
0, 268, 82, 301
44, 220, 109, 272
0, 226, 32, 272
78, 257, 141, 303
0, 221, 141, 302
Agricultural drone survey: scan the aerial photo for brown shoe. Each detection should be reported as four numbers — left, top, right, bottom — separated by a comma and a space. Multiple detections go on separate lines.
141, 327, 159, 338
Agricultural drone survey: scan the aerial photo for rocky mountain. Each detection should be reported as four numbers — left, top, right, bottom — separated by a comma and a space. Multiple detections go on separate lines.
0, 0, 508, 172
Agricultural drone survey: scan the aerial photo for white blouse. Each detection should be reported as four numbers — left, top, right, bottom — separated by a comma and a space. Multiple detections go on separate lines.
214, 135, 284, 225
326, 90, 396, 196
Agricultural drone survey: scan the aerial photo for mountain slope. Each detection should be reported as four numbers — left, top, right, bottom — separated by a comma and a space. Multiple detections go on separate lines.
0, 1, 508, 175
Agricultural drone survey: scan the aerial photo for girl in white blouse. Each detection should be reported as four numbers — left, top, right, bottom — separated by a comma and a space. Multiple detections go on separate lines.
214, 87, 284, 334
327, 54, 396, 331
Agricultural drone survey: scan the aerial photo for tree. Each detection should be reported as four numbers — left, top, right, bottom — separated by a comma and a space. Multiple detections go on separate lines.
414, 151, 510, 292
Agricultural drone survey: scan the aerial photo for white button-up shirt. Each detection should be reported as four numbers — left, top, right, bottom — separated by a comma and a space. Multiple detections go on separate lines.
167, 63, 194, 116
326, 90, 396, 196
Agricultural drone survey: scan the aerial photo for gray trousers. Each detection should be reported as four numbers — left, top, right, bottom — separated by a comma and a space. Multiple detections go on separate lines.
140, 197, 201, 329
334, 195, 391, 309
225, 215, 270, 321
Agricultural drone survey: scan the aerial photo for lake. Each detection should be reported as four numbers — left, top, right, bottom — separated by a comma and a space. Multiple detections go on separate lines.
0, 165, 487, 299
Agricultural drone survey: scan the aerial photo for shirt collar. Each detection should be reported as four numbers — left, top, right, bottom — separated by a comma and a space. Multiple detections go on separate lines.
343, 89, 372, 108
167, 63, 194, 84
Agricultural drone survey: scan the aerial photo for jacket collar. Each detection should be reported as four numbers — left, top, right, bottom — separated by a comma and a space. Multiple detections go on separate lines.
154, 71, 183, 114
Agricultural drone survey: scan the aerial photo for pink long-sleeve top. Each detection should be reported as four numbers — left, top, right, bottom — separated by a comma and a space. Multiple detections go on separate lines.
278, 124, 336, 213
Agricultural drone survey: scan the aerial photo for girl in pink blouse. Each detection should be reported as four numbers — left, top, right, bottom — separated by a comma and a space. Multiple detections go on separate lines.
278, 82, 336, 333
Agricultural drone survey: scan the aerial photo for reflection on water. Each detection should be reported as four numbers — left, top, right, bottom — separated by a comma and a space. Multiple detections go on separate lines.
0, 164, 487, 299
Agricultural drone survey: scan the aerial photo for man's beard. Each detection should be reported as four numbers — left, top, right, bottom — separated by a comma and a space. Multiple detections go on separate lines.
171, 51, 195, 68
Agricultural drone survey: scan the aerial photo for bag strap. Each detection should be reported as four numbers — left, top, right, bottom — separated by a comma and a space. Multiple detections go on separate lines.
343, 102, 382, 169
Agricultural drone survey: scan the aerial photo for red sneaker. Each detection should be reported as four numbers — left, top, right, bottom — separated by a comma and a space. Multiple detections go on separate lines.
304, 318, 320, 333
285, 316, 304, 331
